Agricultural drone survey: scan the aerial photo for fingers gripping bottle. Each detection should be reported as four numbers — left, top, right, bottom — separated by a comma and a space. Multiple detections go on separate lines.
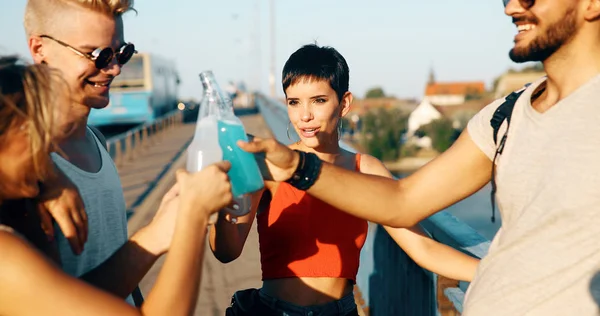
186, 71, 263, 221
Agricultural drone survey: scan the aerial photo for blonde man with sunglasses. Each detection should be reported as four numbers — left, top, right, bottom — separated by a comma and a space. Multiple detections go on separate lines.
241, 0, 600, 314
23, 0, 182, 306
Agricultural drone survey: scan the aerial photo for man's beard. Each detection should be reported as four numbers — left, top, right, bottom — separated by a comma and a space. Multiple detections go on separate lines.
509, 7, 578, 63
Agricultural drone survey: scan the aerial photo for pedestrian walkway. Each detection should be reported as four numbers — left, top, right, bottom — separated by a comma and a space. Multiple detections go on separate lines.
119, 124, 195, 216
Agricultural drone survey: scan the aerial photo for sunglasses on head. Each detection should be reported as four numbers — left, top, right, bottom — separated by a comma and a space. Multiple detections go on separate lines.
503, 0, 535, 9
40, 35, 137, 69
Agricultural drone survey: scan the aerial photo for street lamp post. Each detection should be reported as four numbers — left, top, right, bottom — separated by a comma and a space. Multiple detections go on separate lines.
269, 0, 276, 98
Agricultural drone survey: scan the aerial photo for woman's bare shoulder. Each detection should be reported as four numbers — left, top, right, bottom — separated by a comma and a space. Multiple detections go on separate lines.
353, 153, 393, 178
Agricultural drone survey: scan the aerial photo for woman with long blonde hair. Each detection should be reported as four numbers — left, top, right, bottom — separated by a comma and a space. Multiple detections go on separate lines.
0, 56, 233, 315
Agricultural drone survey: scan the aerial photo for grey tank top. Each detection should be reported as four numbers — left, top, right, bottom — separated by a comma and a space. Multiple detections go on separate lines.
51, 127, 134, 305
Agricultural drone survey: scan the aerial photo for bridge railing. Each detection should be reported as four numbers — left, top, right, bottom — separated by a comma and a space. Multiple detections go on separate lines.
106, 110, 183, 168
254, 92, 490, 315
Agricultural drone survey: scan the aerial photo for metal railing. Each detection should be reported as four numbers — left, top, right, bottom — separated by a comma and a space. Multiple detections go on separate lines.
254, 92, 490, 315
106, 110, 183, 168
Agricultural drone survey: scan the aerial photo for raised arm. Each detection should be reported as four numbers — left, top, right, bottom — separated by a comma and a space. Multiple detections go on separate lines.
385, 225, 479, 282
35, 164, 175, 299
358, 154, 479, 282
78, 188, 179, 299
209, 188, 266, 263
0, 163, 233, 316
240, 129, 492, 228
0, 231, 142, 316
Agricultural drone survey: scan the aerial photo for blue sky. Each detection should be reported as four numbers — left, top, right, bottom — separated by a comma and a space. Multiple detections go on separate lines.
0, 0, 535, 100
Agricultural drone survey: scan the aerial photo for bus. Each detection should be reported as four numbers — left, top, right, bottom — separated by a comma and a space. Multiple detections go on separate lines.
88, 53, 180, 127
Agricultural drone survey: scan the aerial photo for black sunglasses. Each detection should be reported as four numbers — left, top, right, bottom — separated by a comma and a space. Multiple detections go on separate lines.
40, 35, 137, 69
503, 0, 535, 9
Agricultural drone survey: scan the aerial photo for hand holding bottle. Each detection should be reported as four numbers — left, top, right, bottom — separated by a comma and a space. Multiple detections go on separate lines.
186, 71, 264, 220
176, 161, 233, 221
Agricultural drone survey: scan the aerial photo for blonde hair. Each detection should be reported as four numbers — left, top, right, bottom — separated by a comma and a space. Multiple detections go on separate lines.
0, 56, 58, 181
24, 0, 135, 36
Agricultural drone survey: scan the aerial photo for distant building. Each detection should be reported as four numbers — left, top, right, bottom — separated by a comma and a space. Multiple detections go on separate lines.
348, 97, 418, 116
432, 98, 493, 129
424, 69, 486, 106
407, 70, 490, 147
425, 81, 486, 106
408, 98, 441, 136
407, 97, 492, 136
494, 71, 546, 98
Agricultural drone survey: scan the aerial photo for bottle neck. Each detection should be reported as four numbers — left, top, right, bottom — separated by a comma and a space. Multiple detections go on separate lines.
198, 71, 235, 119
200, 72, 225, 100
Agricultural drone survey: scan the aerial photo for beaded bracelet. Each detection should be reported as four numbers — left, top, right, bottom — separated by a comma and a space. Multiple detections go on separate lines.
285, 150, 323, 191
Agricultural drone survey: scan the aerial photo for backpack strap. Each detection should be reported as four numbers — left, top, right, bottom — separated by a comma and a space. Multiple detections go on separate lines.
131, 287, 144, 307
88, 125, 107, 151
488, 85, 529, 223
490, 87, 528, 145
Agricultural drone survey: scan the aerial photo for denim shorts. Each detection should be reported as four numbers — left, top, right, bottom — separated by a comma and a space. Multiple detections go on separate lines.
257, 289, 359, 316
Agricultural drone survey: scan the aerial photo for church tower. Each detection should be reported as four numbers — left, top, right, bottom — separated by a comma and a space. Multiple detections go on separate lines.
427, 66, 436, 85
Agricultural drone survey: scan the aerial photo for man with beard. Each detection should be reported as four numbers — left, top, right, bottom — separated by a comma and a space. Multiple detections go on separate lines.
238, 0, 600, 314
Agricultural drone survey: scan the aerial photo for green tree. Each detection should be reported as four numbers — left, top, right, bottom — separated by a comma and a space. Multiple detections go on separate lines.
360, 108, 408, 161
365, 87, 386, 99
417, 118, 457, 153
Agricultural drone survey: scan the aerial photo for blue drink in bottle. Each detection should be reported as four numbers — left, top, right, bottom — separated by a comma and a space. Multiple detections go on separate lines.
217, 118, 264, 197
188, 71, 264, 219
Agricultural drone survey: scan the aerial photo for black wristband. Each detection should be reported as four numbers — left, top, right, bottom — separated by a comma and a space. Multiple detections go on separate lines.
286, 150, 322, 191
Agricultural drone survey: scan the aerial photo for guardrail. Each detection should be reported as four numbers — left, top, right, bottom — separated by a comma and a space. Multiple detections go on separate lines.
106, 110, 183, 168
254, 92, 490, 315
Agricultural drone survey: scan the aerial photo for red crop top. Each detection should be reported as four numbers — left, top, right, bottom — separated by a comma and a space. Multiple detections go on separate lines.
257, 153, 368, 282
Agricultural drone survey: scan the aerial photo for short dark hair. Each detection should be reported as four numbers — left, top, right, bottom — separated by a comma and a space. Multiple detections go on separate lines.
282, 44, 349, 102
